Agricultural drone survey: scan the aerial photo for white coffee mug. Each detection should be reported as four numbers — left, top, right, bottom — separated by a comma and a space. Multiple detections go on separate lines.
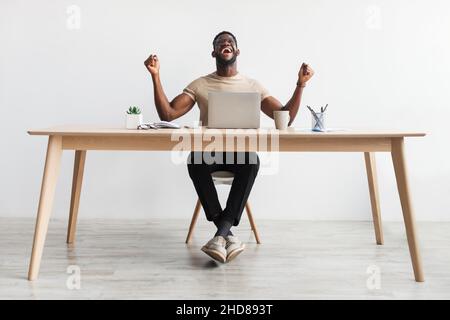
274, 110, 290, 130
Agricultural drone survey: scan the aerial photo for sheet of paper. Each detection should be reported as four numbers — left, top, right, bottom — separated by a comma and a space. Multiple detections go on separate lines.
294, 127, 352, 132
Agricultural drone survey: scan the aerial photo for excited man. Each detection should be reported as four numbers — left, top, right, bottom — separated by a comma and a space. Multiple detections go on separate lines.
144, 31, 314, 263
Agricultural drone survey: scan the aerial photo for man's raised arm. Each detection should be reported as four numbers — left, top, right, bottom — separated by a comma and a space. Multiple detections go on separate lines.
261, 62, 314, 126
144, 54, 195, 122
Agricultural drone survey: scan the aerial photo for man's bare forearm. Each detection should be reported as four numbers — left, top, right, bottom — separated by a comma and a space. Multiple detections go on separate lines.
282, 62, 314, 125
283, 84, 305, 125
151, 73, 172, 121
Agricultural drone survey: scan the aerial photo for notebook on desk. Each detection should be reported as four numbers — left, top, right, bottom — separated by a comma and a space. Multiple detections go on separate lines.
138, 121, 181, 129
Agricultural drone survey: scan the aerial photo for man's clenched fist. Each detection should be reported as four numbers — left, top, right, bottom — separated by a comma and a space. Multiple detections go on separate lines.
298, 63, 314, 86
144, 54, 160, 76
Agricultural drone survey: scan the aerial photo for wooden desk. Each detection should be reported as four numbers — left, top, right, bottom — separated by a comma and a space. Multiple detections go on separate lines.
27, 126, 426, 281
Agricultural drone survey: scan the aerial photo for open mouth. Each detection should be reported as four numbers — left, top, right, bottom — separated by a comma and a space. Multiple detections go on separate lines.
221, 47, 233, 54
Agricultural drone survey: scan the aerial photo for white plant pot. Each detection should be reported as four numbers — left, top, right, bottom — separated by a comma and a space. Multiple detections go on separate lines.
126, 114, 143, 129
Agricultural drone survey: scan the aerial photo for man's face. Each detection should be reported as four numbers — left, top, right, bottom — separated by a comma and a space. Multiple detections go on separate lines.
212, 34, 239, 65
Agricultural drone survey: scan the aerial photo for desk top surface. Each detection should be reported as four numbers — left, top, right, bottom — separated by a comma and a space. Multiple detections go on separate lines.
27, 126, 426, 138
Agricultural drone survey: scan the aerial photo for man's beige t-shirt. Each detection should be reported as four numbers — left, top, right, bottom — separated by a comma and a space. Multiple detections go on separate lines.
183, 72, 270, 126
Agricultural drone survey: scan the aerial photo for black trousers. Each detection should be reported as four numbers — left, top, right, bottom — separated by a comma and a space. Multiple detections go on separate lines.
187, 152, 260, 226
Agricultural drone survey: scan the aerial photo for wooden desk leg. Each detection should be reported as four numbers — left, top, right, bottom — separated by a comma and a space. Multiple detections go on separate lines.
391, 138, 424, 282
28, 136, 63, 281
67, 150, 86, 244
364, 152, 384, 245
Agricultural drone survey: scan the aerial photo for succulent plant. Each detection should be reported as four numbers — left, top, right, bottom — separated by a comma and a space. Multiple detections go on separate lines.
127, 106, 141, 115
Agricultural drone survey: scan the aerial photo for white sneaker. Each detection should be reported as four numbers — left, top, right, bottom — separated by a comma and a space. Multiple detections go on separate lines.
201, 236, 227, 263
225, 235, 245, 262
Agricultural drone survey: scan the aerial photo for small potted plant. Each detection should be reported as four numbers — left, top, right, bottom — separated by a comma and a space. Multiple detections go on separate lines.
126, 106, 143, 129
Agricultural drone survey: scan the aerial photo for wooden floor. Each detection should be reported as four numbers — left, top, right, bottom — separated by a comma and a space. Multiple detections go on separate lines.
1, 217, 449, 299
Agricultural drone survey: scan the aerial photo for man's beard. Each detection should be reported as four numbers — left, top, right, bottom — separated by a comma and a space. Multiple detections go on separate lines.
216, 54, 237, 67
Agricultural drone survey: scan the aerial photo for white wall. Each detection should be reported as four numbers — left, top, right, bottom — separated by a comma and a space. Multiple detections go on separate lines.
1, 0, 449, 221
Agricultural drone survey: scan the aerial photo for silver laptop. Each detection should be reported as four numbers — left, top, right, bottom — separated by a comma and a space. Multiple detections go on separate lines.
207, 92, 261, 129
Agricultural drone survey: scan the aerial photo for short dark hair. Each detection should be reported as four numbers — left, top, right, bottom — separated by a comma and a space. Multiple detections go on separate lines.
213, 31, 238, 48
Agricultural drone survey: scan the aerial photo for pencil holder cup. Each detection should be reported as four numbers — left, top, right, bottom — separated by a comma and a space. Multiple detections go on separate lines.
311, 112, 326, 132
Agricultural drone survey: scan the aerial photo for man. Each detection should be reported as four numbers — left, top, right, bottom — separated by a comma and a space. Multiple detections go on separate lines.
144, 31, 314, 263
